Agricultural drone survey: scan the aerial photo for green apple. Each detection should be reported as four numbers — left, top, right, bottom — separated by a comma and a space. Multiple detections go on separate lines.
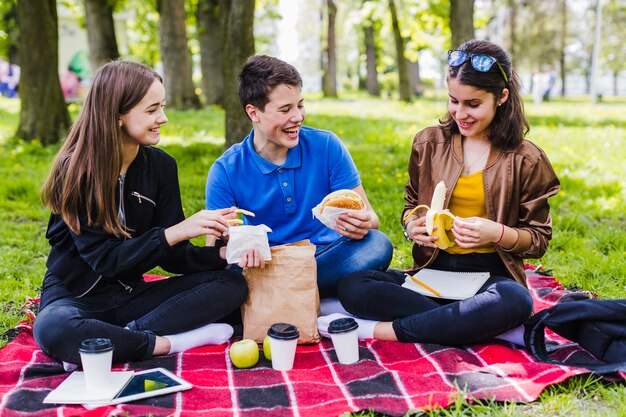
229, 339, 259, 369
263, 335, 272, 361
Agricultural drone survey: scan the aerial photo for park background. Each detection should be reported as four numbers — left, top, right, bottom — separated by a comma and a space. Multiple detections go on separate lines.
1, 0, 625, 416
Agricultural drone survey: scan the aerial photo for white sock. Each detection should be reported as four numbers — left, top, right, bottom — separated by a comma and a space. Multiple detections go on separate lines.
494, 325, 526, 347
320, 298, 353, 316
317, 313, 378, 340
165, 323, 234, 354
63, 361, 79, 372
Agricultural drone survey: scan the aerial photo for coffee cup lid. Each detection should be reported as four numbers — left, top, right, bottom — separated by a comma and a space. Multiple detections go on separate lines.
328, 317, 359, 334
79, 338, 114, 353
267, 323, 300, 340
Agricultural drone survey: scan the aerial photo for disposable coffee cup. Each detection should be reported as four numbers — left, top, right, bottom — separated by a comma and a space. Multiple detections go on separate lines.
267, 323, 299, 371
79, 338, 114, 390
328, 318, 359, 364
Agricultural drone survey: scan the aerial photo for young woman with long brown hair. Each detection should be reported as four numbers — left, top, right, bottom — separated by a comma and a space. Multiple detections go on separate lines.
35, 61, 248, 366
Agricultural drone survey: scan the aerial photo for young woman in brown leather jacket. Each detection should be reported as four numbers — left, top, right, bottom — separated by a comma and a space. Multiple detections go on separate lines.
318, 40, 560, 346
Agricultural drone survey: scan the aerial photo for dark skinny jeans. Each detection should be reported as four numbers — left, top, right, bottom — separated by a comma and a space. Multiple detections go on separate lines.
34, 269, 247, 364
338, 252, 533, 345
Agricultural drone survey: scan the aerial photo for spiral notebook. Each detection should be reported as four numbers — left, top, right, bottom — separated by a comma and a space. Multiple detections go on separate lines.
402, 269, 490, 300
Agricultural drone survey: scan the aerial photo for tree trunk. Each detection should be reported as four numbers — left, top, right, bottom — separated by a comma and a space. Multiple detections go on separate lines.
15, 0, 70, 145
408, 60, 423, 97
322, 0, 337, 97
363, 22, 380, 97
83, 0, 120, 73
157, 0, 201, 109
196, 0, 224, 105
507, 0, 516, 64
559, 0, 567, 96
450, 0, 475, 49
222, 0, 255, 149
388, 0, 411, 102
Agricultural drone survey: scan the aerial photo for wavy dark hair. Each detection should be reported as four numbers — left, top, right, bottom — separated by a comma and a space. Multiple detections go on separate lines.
41, 60, 162, 237
439, 40, 529, 149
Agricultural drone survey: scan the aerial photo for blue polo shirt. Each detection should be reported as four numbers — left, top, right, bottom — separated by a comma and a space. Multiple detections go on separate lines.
205, 126, 361, 246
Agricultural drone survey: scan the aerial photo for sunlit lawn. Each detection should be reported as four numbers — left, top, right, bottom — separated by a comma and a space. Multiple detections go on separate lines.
0, 92, 625, 416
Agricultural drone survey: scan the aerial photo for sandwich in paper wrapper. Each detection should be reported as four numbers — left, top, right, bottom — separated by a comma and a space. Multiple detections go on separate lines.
225, 209, 272, 264
225, 224, 272, 264
312, 189, 366, 230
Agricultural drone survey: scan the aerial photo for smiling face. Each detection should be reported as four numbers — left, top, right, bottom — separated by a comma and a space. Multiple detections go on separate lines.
245, 83, 305, 162
120, 79, 168, 147
447, 77, 508, 141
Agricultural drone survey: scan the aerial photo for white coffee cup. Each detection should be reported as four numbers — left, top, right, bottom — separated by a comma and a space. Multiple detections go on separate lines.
79, 338, 114, 390
328, 317, 359, 364
267, 323, 300, 371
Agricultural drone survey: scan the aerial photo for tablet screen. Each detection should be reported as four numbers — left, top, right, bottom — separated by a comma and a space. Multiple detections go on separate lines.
106, 368, 192, 405
116, 370, 181, 398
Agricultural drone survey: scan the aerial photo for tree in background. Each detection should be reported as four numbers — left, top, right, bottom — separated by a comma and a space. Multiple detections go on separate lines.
124, 0, 160, 66
388, 0, 411, 101
361, 1, 382, 97
450, 0, 474, 48
15, 0, 70, 144
83, 0, 120, 73
157, 0, 200, 109
0, 1, 18, 64
222, 0, 255, 149
322, 0, 337, 97
558, 0, 567, 96
196, 0, 224, 105
602, 0, 625, 96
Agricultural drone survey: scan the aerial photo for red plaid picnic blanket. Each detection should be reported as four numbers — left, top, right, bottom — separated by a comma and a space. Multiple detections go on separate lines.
0, 267, 620, 417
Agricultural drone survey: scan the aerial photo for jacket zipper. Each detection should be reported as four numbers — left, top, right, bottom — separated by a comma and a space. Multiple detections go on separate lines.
131, 191, 156, 206
79, 176, 126, 298
76, 275, 102, 298
117, 279, 133, 293
118, 175, 127, 225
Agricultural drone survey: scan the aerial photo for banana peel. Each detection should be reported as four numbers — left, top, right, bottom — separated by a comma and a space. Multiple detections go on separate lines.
403, 181, 456, 249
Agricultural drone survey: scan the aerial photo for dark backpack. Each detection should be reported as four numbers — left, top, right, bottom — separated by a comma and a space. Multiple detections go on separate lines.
524, 298, 626, 374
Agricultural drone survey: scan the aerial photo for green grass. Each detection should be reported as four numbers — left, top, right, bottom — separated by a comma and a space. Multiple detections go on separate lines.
1, 93, 625, 416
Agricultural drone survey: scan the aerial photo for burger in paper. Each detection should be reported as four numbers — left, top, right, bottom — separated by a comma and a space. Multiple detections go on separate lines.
313, 189, 366, 230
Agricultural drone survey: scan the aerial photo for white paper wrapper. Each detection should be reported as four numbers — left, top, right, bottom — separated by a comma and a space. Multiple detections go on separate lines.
225, 224, 273, 264
312, 204, 365, 230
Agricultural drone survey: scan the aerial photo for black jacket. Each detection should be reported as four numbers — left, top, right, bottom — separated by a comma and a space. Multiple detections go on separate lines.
45, 146, 226, 297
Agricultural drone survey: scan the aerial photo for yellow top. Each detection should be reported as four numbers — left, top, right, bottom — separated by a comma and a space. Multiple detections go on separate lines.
446, 171, 496, 254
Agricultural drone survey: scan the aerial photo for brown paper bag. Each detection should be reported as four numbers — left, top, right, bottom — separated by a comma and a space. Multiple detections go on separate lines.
241, 240, 320, 344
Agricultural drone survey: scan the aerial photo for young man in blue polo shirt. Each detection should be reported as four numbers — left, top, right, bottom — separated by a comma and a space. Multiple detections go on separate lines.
205, 55, 392, 297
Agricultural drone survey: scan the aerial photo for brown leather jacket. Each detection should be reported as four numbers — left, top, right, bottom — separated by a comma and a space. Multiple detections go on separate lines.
403, 126, 560, 286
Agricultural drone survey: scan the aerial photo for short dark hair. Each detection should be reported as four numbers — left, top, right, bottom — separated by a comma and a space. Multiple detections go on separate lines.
238, 55, 303, 112
440, 39, 529, 150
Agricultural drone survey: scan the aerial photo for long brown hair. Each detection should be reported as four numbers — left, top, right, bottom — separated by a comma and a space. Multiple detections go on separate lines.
439, 39, 529, 150
41, 60, 162, 236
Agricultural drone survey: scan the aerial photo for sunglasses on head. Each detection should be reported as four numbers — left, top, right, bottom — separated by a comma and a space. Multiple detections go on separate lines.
447, 50, 509, 83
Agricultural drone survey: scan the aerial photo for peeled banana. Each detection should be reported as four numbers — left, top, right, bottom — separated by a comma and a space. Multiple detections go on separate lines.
403, 181, 456, 249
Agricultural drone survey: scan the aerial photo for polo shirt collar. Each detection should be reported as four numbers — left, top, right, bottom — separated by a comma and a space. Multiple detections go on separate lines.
246, 129, 302, 174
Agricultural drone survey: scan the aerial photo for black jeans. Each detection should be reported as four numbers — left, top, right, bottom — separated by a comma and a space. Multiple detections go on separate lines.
338, 252, 533, 345
34, 269, 247, 364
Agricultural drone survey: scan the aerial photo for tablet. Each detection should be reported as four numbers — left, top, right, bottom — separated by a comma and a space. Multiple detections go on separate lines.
92, 367, 192, 406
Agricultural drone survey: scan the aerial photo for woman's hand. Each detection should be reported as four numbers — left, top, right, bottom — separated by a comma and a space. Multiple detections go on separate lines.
236, 248, 266, 269
405, 216, 438, 248
165, 207, 237, 246
451, 217, 501, 248
335, 210, 374, 240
